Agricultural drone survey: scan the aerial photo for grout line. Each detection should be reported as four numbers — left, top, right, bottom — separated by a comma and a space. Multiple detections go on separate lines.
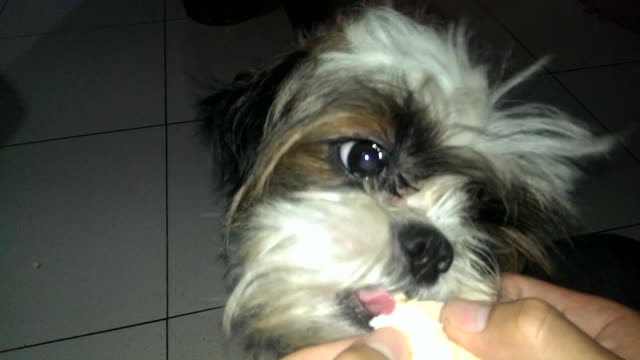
167, 119, 203, 125
170, 305, 226, 319
0, 306, 225, 355
547, 72, 640, 165
163, 0, 170, 357
597, 222, 640, 233
0, 120, 206, 150
0, 318, 167, 354
0, 19, 165, 40
165, 17, 190, 23
0, 124, 166, 149
472, 0, 541, 63
550, 59, 640, 75
0, 15, 193, 42
585, 222, 640, 235
473, 0, 640, 166
473, 1, 640, 78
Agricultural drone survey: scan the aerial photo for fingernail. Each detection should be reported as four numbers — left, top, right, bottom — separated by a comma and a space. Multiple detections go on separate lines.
440, 299, 491, 333
365, 327, 410, 360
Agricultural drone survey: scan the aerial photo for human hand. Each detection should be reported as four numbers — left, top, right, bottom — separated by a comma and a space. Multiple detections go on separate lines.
281, 327, 410, 360
441, 273, 640, 360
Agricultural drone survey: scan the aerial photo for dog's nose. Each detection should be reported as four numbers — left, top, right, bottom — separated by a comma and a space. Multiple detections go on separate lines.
398, 223, 453, 285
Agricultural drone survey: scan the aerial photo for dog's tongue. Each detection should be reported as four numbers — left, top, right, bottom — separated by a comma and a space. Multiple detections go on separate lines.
356, 290, 396, 315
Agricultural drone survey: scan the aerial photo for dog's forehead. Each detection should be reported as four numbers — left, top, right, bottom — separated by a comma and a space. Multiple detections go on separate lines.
265, 11, 490, 148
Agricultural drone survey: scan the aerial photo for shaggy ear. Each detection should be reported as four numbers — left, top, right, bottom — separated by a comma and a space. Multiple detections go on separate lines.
198, 51, 308, 194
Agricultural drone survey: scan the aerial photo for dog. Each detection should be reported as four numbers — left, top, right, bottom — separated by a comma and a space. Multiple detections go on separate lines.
198, 6, 611, 358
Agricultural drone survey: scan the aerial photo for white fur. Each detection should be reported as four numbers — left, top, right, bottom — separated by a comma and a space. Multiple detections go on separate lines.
222, 7, 611, 356
317, 8, 610, 201
318, 9, 490, 132
225, 183, 497, 351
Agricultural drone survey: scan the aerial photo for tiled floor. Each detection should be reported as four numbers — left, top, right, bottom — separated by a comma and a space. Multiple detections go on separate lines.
0, 0, 638, 359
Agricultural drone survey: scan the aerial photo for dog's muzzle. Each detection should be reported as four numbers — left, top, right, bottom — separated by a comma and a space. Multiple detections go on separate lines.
398, 222, 454, 285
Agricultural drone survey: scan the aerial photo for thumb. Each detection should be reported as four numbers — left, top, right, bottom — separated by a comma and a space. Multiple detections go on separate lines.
440, 299, 620, 360
334, 327, 411, 360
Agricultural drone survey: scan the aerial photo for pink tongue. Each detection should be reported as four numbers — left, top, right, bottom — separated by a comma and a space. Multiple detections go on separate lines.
356, 290, 396, 315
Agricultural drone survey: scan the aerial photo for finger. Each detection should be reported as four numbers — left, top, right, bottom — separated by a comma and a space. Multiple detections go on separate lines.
333, 340, 389, 360
281, 328, 410, 360
281, 338, 358, 360
358, 327, 411, 360
334, 328, 410, 360
501, 273, 629, 337
441, 298, 620, 360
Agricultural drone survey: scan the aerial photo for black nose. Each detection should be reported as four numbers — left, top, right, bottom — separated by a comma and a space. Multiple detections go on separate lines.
398, 222, 454, 285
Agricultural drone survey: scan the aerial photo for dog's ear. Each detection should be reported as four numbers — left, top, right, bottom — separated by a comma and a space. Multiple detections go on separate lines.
198, 51, 308, 194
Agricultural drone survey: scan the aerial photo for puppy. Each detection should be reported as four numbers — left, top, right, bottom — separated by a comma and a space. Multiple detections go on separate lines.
198, 6, 611, 358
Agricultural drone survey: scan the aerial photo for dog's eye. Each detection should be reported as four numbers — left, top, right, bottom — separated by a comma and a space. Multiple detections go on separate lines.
339, 140, 389, 178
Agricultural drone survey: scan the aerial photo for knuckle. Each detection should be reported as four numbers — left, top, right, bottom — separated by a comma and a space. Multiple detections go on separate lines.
514, 298, 557, 343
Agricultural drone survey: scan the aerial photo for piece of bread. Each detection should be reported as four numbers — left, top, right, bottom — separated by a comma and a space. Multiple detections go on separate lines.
370, 299, 479, 360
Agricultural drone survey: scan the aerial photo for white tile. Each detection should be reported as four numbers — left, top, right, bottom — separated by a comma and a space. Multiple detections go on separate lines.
169, 308, 246, 360
504, 75, 640, 233
168, 122, 229, 315
0, 322, 165, 360
166, 9, 294, 125
0, 0, 163, 38
556, 63, 640, 160
478, 0, 640, 71
0, 23, 164, 145
607, 224, 640, 240
0, 127, 166, 350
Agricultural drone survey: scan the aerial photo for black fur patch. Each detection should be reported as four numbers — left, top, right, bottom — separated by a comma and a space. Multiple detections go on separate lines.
198, 51, 309, 194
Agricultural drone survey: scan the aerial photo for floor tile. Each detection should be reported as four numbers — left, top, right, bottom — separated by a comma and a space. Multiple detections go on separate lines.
0, 0, 163, 38
168, 122, 228, 315
166, 0, 188, 20
431, 0, 535, 77
477, 0, 640, 71
503, 75, 640, 233
506, 75, 602, 127
0, 127, 166, 350
575, 147, 640, 234
556, 63, 640, 160
0, 23, 163, 145
165, 3, 533, 126
169, 308, 246, 360
0, 322, 165, 360
166, 9, 294, 125
607, 224, 640, 240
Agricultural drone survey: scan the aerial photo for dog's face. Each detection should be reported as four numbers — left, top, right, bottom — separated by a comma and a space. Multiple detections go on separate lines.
200, 7, 610, 356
